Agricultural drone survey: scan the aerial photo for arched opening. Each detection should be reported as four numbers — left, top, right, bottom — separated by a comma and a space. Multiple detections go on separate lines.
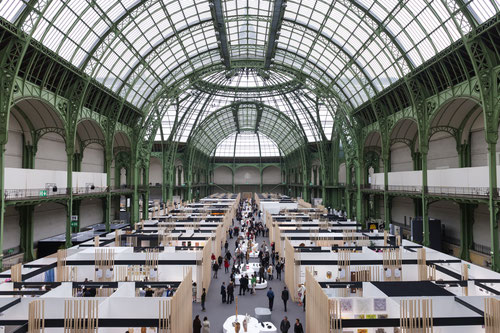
390, 118, 418, 172
76, 119, 106, 173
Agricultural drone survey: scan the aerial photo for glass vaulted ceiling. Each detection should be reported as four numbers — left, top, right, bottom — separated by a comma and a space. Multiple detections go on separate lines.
1, 0, 499, 147
214, 133, 281, 157
155, 68, 333, 142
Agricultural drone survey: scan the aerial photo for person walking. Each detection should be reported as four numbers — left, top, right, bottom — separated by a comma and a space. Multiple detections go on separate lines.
212, 262, 218, 278
221, 282, 226, 303
280, 316, 291, 333
227, 282, 234, 304
267, 287, 275, 311
281, 286, 289, 312
201, 288, 206, 311
193, 315, 202, 333
202, 316, 210, 333
224, 240, 229, 252
294, 319, 304, 333
224, 258, 230, 273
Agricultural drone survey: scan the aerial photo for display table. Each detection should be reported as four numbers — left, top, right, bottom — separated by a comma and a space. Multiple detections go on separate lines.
254, 307, 272, 322
234, 263, 260, 285
222, 315, 277, 333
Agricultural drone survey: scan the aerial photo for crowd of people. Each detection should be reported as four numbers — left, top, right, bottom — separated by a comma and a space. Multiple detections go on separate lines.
193, 198, 305, 333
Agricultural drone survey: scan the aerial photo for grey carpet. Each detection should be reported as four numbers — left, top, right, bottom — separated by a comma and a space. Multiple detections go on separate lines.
192, 233, 306, 332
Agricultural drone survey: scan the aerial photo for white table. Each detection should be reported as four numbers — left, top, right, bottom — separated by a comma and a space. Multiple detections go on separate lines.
222, 315, 277, 333
234, 263, 261, 285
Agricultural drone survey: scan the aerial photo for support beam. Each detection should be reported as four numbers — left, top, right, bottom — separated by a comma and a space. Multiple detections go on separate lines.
209, 0, 231, 69
0, 145, 5, 269
65, 150, 74, 249
265, 0, 287, 69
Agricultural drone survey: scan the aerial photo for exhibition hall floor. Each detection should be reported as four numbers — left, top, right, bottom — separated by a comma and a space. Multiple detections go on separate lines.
193, 231, 305, 331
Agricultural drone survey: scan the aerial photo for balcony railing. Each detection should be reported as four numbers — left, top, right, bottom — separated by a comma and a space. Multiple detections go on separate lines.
361, 184, 496, 198
5, 186, 109, 200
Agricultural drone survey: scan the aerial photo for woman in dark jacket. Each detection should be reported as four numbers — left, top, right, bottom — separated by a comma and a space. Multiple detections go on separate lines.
193, 315, 202, 333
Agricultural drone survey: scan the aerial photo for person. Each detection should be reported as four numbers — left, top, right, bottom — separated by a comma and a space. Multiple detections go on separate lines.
280, 316, 291, 333
297, 284, 305, 306
201, 288, 206, 311
281, 286, 289, 312
224, 258, 230, 273
251, 274, 257, 294
302, 291, 306, 312
267, 287, 275, 311
224, 240, 229, 252
221, 282, 226, 303
145, 287, 154, 297
192, 282, 197, 302
267, 265, 273, 280
239, 275, 246, 295
213, 262, 219, 278
227, 282, 234, 304
276, 262, 282, 280
217, 255, 223, 270
202, 316, 210, 333
294, 319, 304, 333
193, 315, 202, 333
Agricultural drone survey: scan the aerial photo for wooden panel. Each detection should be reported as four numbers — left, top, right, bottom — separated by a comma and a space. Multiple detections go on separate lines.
284, 238, 296, 301
64, 299, 98, 333
400, 299, 433, 333
28, 300, 45, 333
305, 267, 332, 333
485, 298, 500, 333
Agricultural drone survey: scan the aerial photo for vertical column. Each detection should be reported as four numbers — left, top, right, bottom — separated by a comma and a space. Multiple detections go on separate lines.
259, 168, 263, 193
420, 148, 430, 247
18, 206, 35, 261
104, 151, 112, 232
161, 156, 167, 203
142, 165, 150, 221
487, 142, 499, 270
65, 149, 74, 248
355, 161, 364, 226
383, 153, 390, 230
0, 145, 5, 269
131, 162, 140, 225
459, 203, 474, 261
345, 164, 352, 218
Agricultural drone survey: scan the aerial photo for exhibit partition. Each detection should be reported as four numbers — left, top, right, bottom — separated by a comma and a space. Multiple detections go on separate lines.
305, 267, 337, 333
171, 267, 193, 333
284, 238, 296, 302
202, 239, 212, 296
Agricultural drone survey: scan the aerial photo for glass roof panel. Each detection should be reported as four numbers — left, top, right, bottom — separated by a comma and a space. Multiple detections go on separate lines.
214, 132, 281, 157
1, 0, 499, 128
0, 0, 26, 23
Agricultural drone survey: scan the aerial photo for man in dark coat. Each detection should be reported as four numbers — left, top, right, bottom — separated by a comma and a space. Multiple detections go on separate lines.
281, 286, 289, 312
280, 316, 290, 333
221, 282, 226, 303
227, 282, 234, 304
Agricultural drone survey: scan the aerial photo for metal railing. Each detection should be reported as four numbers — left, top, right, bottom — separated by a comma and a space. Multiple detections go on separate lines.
4, 186, 109, 200
361, 184, 496, 198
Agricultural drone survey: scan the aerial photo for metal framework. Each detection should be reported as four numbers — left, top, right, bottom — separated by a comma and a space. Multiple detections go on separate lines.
0, 0, 499, 271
